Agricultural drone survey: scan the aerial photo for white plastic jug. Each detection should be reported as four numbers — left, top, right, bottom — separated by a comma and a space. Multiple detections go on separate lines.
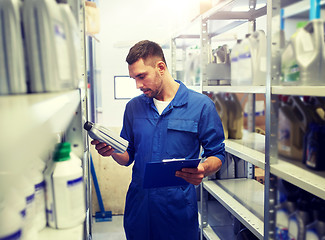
230, 40, 242, 86
59, 3, 82, 89
22, 0, 73, 92
214, 93, 228, 139
0, 201, 22, 240
0, 0, 27, 95
227, 93, 243, 139
237, 31, 266, 86
44, 142, 85, 229
281, 20, 325, 85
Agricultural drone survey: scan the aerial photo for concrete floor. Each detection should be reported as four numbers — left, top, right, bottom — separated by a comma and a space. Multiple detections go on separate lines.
92, 215, 126, 240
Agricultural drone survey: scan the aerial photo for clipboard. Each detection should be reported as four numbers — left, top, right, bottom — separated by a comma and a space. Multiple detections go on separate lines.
143, 158, 201, 189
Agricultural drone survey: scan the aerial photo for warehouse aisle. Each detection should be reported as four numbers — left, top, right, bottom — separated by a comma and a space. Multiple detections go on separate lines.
92, 215, 126, 240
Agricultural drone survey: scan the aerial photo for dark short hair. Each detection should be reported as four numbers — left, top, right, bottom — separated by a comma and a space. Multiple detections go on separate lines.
126, 40, 167, 67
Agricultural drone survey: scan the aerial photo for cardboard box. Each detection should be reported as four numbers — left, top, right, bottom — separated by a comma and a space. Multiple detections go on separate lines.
254, 167, 265, 185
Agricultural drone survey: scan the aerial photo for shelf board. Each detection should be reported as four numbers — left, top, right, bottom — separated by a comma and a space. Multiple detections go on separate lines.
203, 224, 221, 240
203, 85, 266, 94
203, 179, 264, 240
271, 157, 325, 200
225, 131, 265, 169
283, 0, 325, 18
272, 86, 325, 97
38, 224, 83, 240
0, 90, 80, 172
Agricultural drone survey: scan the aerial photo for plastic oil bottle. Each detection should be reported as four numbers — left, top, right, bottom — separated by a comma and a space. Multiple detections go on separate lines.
278, 96, 315, 161
59, 2, 81, 89
281, 0, 325, 86
27, 167, 46, 232
227, 93, 243, 139
275, 179, 300, 240
238, 34, 253, 85
0, 199, 22, 240
250, 30, 267, 86
22, 0, 73, 93
303, 97, 325, 170
0, 0, 27, 95
214, 93, 228, 139
305, 199, 325, 240
230, 39, 242, 86
275, 195, 297, 239
288, 192, 313, 240
84, 121, 129, 153
237, 30, 266, 86
44, 142, 85, 229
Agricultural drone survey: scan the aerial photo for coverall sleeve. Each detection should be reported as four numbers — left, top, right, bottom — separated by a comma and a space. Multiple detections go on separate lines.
198, 97, 225, 164
120, 102, 135, 166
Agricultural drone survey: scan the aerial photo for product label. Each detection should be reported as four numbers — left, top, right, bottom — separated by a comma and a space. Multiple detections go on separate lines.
0, 229, 22, 240
53, 21, 71, 87
67, 176, 85, 219
35, 180, 46, 216
282, 63, 300, 82
276, 209, 290, 240
305, 126, 319, 168
276, 227, 290, 240
278, 110, 291, 153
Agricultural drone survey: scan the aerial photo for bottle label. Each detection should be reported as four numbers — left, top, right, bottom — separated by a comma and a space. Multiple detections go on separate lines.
67, 176, 85, 219
0, 229, 22, 240
276, 226, 289, 240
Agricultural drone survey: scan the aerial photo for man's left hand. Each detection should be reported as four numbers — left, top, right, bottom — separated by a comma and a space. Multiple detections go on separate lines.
175, 163, 206, 186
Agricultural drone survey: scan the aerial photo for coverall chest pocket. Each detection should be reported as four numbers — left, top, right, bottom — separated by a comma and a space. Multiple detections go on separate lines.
166, 119, 199, 158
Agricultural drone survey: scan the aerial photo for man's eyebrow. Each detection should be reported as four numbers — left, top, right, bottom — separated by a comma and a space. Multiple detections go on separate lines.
135, 73, 145, 78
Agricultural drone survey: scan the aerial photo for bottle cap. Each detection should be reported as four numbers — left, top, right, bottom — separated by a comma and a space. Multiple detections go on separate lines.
296, 21, 308, 29
53, 143, 71, 162
84, 121, 94, 131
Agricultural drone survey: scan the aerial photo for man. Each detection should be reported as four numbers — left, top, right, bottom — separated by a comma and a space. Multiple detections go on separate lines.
91, 40, 225, 240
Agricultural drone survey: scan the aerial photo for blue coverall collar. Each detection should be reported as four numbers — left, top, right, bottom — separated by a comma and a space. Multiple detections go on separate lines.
140, 80, 189, 107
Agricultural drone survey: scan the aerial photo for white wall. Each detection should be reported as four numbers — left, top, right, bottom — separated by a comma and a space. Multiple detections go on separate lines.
96, 0, 197, 127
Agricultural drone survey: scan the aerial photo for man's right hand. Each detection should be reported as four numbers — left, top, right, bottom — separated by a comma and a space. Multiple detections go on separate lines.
91, 139, 115, 157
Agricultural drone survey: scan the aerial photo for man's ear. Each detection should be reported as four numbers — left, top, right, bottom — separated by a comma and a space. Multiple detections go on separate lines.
156, 61, 166, 75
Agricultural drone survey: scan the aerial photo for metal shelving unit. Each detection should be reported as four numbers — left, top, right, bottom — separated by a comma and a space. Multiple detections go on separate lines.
172, 1, 268, 239
225, 130, 265, 169
0, 0, 91, 239
172, 0, 325, 239
203, 179, 264, 239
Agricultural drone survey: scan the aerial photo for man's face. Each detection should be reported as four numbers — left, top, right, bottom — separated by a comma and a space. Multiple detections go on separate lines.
128, 58, 163, 99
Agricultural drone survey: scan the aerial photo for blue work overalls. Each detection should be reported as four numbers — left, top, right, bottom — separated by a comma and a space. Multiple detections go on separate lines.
121, 80, 225, 240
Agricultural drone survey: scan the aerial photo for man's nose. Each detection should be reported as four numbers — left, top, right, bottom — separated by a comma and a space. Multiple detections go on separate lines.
135, 80, 143, 89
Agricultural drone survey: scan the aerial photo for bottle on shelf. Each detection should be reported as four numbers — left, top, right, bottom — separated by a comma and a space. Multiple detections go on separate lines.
27, 168, 46, 232
230, 39, 242, 86
0, 0, 27, 95
302, 97, 325, 170
0, 200, 23, 240
281, 19, 325, 86
22, 0, 75, 93
235, 30, 266, 86
275, 195, 297, 239
288, 192, 314, 240
278, 96, 316, 161
305, 199, 325, 239
275, 179, 300, 240
214, 93, 228, 139
44, 142, 85, 229
227, 93, 243, 139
